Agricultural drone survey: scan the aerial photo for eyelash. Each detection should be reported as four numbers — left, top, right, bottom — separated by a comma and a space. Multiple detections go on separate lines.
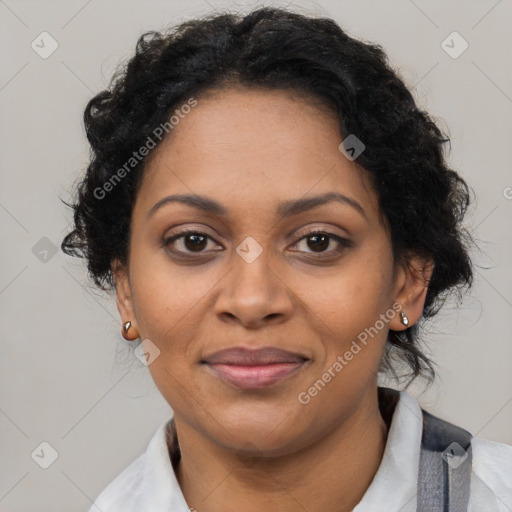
162, 228, 352, 258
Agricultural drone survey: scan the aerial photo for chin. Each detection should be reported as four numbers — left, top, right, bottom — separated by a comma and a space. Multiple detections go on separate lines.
206, 402, 309, 455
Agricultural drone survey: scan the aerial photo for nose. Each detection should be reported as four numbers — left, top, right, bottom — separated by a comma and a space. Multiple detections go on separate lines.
213, 246, 294, 329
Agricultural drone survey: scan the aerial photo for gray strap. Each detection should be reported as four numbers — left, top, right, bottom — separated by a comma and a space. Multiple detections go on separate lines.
417, 409, 473, 512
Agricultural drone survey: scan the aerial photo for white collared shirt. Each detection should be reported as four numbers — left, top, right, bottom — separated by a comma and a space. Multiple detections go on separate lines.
89, 390, 512, 511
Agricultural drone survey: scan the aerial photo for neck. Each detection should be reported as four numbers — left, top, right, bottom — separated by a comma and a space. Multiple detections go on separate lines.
174, 386, 390, 512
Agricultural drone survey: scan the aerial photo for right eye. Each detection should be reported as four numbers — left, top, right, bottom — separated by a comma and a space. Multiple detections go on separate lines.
163, 230, 223, 256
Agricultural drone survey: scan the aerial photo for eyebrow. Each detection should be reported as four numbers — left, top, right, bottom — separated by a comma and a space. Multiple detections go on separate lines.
147, 191, 367, 221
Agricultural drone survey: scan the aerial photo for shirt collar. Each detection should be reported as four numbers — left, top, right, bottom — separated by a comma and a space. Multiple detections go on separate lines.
354, 387, 423, 512
140, 387, 423, 511
140, 417, 189, 511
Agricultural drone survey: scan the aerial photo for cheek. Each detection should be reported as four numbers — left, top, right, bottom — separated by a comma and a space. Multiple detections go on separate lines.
307, 252, 393, 336
128, 243, 223, 360
129, 241, 186, 318
299, 246, 395, 387
297, 262, 393, 417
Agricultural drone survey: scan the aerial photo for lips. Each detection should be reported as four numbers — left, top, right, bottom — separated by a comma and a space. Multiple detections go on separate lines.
203, 346, 308, 365
202, 346, 309, 389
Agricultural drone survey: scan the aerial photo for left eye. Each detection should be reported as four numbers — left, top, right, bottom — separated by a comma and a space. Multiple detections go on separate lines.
292, 231, 351, 254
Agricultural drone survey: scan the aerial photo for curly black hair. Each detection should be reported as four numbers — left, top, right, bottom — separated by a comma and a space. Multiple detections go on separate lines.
61, 6, 475, 388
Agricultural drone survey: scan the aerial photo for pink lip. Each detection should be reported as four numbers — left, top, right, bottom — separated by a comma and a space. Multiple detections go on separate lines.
205, 362, 306, 389
202, 346, 309, 389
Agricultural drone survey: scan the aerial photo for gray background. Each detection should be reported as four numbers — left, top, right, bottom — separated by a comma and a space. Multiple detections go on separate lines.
1, 0, 511, 510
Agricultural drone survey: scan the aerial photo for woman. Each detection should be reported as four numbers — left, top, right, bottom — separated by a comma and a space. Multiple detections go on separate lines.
61, 7, 512, 512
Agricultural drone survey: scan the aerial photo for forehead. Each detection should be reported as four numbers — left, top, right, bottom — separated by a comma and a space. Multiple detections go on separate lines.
135, 87, 380, 223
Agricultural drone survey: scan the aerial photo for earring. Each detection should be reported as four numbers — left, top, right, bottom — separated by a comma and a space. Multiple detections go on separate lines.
400, 312, 409, 327
122, 320, 139, 341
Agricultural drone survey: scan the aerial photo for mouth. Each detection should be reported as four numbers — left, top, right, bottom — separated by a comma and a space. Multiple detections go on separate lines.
201, 346, 310, 390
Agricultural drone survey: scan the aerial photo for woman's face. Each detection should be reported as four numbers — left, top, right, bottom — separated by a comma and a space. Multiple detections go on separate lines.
114, 87, 429, 455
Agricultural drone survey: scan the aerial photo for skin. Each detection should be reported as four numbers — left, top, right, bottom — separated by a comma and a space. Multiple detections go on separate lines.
113, 87, 433, 512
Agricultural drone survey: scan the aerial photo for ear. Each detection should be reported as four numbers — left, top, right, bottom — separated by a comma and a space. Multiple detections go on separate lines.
389, 254, 434, 331
112, 259, 139, 340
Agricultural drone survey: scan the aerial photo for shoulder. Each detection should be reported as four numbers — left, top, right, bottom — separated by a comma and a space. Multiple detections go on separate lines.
88, 451, 145, 512
470, 436, 512, 510
397, 389, 512, 509
88, 420, 172, 512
